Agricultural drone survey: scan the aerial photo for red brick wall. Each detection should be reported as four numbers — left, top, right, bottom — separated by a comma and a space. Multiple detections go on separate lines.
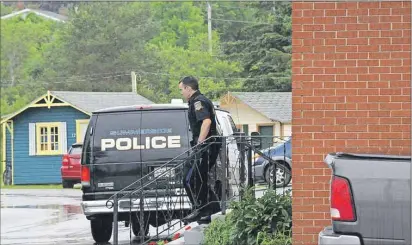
291, 2, 411, 244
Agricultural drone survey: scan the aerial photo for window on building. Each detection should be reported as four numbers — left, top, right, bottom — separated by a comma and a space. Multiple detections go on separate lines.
31, 122, 67, 155
242, 124, 249, 135
76, 119, 89, 143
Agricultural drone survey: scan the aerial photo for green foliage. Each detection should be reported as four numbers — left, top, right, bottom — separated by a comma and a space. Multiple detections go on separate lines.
203, 188, 292, 245
216, 2, 292, 92
229, 188, 292, 245
257, 230, 292, 245
1, 13, 60, 115
1, 2, 291, 116
1, 13, 61, 85
203, 214, 234, 245
0, 3, 16, 16
42, 2, 162, 93
142, 2, 242, 102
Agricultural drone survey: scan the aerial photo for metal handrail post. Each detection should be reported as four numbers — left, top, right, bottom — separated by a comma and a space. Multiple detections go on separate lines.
237, 133, 246, 199
140, 194, 145, 244
221, 137, 227, 215
113, 194, 119, 245
247, 145, 254, 198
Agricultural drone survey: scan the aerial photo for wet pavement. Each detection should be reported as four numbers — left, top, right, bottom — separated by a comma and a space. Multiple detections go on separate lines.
0, 186, 291, 245
0, 189, 171, 245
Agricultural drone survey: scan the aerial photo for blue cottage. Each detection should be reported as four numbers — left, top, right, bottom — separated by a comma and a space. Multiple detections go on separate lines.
1, 90, 153, 185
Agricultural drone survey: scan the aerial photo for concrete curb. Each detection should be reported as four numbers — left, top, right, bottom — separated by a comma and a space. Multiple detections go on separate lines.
181, 209, 232, 245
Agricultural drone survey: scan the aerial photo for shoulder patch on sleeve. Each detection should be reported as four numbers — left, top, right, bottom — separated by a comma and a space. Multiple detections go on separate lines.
194, 101, 203, 111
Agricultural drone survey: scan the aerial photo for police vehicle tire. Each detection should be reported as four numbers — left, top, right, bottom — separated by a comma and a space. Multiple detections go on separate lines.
90, 219, 112, 243
131, 220, 149, 237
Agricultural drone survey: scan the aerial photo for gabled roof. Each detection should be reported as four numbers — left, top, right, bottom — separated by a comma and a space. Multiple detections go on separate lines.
1, 91, 154, 123
50, 91, 153, 113
1, 8, 68, 22
228, 92, 292, 123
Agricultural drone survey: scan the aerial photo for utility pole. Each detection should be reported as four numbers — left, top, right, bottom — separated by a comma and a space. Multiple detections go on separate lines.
207, 2, 212, 54
131, 71, 137, 93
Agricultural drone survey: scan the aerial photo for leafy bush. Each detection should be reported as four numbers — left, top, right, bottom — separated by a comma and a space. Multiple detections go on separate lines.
203, 214, 233, 245
257, 231, 292, 245
203, 188, 292, 245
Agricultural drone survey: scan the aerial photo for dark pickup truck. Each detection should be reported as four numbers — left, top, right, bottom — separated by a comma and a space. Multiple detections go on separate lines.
319, 152, 411, 245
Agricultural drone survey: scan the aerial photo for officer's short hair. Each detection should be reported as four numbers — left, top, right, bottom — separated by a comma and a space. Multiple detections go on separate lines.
179, 76, 199, 91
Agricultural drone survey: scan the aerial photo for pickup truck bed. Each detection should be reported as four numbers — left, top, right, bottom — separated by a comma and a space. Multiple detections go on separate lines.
319, 153, 411, 245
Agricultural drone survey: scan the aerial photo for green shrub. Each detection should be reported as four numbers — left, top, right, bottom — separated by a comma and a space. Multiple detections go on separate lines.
257, 231, 292, 245
203, 187, 292, 245
203, 213, 233, 245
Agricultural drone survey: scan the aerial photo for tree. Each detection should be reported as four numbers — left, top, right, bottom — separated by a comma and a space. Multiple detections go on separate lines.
0, 3, 16, 16
1, 12, 62, 115
142, 2, 241, 102
215, 2, 292, 92
41, 2, 162, 93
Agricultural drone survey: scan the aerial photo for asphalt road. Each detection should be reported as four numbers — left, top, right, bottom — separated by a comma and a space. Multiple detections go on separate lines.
0, 186, 291, 245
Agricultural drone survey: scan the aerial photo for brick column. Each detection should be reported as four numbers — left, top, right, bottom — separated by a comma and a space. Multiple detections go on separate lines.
291, 2, 411, 244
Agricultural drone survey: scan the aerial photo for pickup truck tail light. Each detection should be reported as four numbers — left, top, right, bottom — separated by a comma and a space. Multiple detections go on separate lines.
330, 176, 356, 222
81, 165, 91, 187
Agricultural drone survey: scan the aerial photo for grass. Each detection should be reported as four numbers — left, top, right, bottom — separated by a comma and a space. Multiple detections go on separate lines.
1, 183, 63, 189
0, 165, 69, 189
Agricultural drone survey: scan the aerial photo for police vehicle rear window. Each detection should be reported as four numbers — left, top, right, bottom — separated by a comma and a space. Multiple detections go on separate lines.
93, 112, 143, 164
92, 110, 189, 164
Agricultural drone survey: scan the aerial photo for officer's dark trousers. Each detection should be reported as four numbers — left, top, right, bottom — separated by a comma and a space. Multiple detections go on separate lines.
183, 140, 221, 215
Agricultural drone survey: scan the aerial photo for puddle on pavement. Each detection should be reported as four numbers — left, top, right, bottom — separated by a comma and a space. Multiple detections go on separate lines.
1, 204, 83, 225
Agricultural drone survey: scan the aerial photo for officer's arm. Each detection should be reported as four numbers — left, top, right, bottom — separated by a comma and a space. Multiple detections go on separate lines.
194, 100, 211, 143
198, 119, 211, 143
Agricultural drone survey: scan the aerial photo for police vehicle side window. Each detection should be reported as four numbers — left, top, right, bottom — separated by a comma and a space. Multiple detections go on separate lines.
227, 115, 238, 134
220, 116, 232, 135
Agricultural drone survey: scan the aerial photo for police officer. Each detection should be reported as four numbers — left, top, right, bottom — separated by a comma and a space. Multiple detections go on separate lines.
178, 76, 221, 223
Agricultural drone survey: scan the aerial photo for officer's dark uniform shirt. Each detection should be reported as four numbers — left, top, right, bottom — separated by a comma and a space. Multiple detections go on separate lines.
188, 90, 217, 142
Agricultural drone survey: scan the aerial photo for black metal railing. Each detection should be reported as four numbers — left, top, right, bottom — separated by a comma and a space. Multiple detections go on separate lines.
106, 134, 291, 244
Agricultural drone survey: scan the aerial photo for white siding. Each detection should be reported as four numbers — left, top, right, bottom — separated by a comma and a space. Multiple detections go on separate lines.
60, 122, 67, 154
28, 123, 36, 156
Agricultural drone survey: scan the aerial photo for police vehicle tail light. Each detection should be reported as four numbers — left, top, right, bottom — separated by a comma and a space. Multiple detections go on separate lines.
330, 176, 356, 222
81, 165, 91, 187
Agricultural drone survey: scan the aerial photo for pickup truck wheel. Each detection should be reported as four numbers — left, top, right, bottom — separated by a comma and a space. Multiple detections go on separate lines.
265, 162, 291, 188
90, 218, 112, 243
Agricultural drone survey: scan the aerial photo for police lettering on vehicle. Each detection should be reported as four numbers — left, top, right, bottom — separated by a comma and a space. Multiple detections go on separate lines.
101, 135, 181, 151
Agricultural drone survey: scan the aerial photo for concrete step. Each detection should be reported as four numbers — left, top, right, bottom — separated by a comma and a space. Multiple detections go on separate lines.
167, 236, 185, 245
173, 209, 232, 245
183, 224, 208, 245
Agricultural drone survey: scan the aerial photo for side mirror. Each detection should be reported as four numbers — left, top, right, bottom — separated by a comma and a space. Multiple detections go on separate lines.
251, 132, 260, 137
250, 132, 261, 149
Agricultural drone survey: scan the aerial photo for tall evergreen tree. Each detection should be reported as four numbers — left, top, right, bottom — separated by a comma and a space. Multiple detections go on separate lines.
215, 2, 292, 92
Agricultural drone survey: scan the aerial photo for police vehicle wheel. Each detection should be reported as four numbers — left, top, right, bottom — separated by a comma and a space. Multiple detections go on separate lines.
90, 218, 112, 243
132, 218, 149, 237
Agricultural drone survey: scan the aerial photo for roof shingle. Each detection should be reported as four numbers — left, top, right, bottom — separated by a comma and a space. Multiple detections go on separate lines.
51, 91, 153, 113
231, 92, 291, 123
